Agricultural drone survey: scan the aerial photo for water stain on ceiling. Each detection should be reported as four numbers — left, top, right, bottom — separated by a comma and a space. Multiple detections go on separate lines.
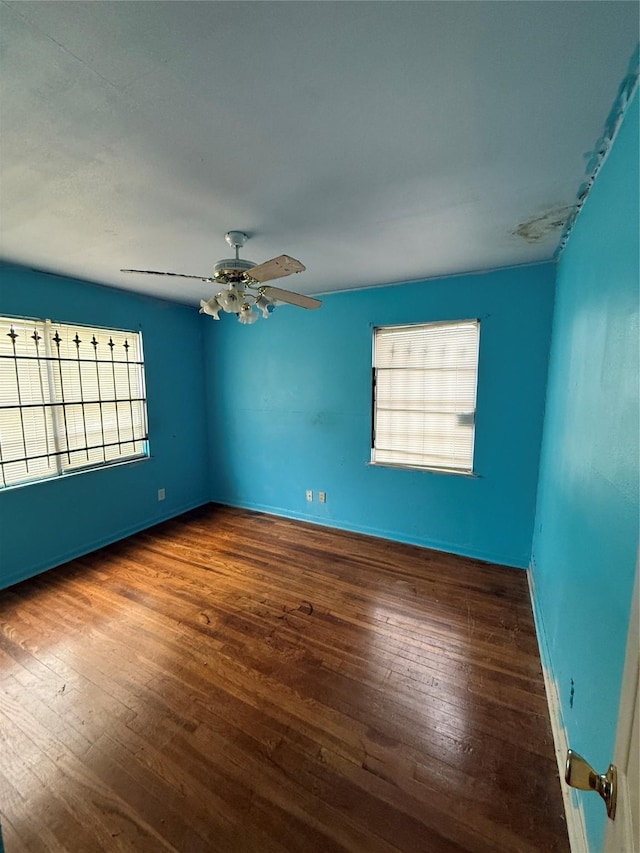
514, 206, 573, 244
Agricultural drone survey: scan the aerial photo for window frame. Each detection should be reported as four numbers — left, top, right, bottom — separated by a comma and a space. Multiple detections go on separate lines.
370, 319, 480, 475
0, 315, 150, 490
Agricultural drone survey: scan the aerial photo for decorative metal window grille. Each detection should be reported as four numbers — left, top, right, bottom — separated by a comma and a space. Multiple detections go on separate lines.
371, 320, 480, 473
0, 316, 149, 489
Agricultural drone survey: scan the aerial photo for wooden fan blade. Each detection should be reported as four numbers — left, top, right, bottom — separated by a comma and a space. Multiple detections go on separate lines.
121, 269, 213, 282
247, 255, 305, 283
262, 286, 322, 310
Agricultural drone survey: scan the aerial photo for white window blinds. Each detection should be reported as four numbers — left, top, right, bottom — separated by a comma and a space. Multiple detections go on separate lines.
0, 316, 149, 488
372, 320, 479, 472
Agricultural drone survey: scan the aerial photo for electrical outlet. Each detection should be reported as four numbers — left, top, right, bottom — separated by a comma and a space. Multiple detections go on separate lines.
158, 488, 165, 501
319, 491, 326, 503
306, 490, 313, 502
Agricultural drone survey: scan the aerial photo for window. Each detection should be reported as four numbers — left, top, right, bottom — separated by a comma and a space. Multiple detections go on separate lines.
0, 316, 149, 488
371, 319, 479, 473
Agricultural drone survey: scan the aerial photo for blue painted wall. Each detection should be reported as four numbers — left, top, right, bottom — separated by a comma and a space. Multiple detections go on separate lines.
205, 263, 555, 568
0, 265, 210, 588
531, 88, 639, 850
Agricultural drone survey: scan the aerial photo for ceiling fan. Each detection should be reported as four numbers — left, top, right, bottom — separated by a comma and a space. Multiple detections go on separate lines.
121, 232, 322, 324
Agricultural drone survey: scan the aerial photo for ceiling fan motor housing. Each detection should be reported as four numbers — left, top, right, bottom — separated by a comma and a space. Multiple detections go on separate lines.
213, 257, 256, 283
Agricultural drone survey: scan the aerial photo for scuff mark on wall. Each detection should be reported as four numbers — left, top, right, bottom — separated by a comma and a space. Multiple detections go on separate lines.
514, 206, 572, 243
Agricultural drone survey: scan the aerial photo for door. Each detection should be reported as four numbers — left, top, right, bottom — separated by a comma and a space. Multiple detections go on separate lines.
604, 563, 639, 853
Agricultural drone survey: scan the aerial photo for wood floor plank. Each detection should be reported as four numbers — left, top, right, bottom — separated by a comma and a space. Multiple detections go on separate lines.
0, 504, 569, 852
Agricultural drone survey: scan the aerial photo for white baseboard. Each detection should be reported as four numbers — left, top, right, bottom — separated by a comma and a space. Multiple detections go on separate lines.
527, 567, 589, 853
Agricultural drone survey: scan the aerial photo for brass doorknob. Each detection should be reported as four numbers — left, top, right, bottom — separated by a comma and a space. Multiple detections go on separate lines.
565, 749, 617, 820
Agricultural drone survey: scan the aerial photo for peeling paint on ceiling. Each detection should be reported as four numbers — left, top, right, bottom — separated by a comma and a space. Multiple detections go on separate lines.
556, 44, 639, 258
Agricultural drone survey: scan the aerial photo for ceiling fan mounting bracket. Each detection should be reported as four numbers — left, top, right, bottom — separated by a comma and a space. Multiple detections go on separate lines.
225, 231, 249, 250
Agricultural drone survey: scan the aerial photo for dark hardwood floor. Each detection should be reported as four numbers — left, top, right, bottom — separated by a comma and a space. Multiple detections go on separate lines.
0, 504, 569, 852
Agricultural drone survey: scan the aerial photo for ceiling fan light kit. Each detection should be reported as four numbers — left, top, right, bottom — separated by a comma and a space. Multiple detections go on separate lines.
121, 232, 321, 324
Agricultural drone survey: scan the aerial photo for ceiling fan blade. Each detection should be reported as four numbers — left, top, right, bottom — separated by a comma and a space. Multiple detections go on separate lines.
262, 286, 322, 310
247, 255, 305, 284
121, 269, 213, 282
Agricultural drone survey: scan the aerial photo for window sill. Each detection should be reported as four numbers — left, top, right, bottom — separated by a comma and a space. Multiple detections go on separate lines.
367, 461, 480, 478
0, 454, 151, 492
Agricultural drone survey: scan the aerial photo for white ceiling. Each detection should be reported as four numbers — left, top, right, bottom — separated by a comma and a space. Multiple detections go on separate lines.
0, 1, 637, 305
